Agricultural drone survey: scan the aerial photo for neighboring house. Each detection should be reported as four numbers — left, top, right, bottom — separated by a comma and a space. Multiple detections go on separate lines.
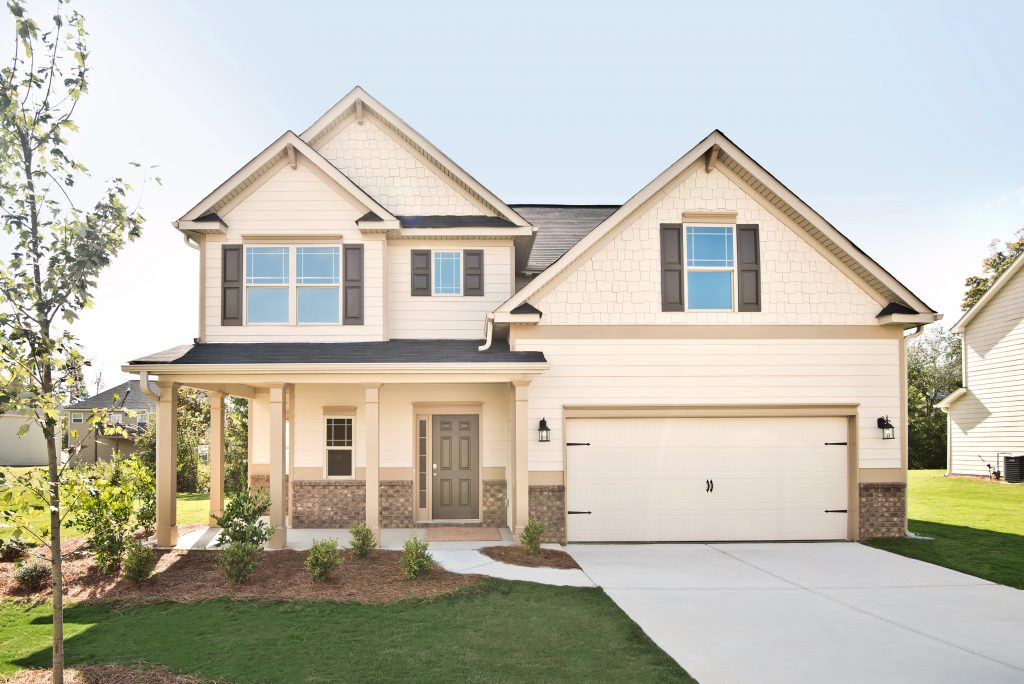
64, 380, 156, 463
939, 253, 1024, 477
124, 86, 939, 548
0, 413, 57, 467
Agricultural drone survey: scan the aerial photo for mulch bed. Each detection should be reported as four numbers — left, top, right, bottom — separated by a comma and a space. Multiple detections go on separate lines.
0, 664, 220, 683
480, 545, 580, 570
0, 538, 481, 606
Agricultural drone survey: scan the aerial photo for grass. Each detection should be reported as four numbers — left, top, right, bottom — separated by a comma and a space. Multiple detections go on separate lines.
0, 581, 693, 683
868, 469, 1024, 588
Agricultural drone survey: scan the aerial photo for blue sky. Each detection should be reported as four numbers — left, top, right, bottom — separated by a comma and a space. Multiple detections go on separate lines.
4, 0, 1024, 387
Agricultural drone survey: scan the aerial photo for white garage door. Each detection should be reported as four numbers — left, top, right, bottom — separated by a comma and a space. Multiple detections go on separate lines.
566, 416, 849, 542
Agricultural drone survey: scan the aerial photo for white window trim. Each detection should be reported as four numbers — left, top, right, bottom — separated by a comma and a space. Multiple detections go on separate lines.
432, 250, 463, 296
683, 223, 737, 312
295, 246, 342, 326
243, 244, 344, 326
323, 414, 355, 480
70, 412, 84, 424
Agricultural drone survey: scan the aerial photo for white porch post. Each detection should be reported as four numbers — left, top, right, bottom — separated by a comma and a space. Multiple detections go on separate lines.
513, 379, 531, 538
364, 384, 381, 543
268, 384, 288, 549
208, 391, 225, 526
155, 380, 179, 547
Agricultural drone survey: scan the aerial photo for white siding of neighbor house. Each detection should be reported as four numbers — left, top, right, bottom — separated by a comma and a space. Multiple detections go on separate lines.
388, 241, 513, 339
514, 335, 903, 471
315, 118, 488, 217
203, 157, 386, 342
532, 163, 884, 326
0, 414, 53, 466
950, 266, 1024, 476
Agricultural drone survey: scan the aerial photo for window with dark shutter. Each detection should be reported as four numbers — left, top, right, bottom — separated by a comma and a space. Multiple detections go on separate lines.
463, 249, 484, 296
660, 224, 684, 311
221, 244, 243, 325
736, 224, 761, 312
343, 244, 364, 325
411, 249, 431, 296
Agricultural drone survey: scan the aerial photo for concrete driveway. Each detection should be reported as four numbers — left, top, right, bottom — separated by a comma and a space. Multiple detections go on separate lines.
567, 542, 1024, 684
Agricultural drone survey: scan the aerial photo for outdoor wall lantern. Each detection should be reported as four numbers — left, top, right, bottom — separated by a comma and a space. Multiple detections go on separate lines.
877, 415, 895, 440
538, 418, 551, 442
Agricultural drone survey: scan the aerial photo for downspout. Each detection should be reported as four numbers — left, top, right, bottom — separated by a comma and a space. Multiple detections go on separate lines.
182, 230, 200, 251
139, 371, 160, 402
478, 313, 495, 351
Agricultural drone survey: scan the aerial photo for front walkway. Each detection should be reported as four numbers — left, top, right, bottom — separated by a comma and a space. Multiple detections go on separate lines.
567, 542, 1024, 684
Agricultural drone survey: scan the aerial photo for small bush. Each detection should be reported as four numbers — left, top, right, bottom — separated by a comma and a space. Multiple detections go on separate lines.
0, 538, 27, 563
520, 518, 544, 555
305, 539, 342, 581
122, 543, 157, 583
400, 535, 432, 580
218, 541, 261, 584
13, 561, 50, 593
349, 522, 375, 558
213, 487, 273, 547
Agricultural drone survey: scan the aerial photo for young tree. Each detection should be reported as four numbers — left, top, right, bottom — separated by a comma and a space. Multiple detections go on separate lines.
962, 228, 1024, 310
907, 327, 962, 469
0, 2, 151, 679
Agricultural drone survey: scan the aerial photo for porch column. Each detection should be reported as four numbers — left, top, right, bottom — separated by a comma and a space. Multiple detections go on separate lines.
513, 379, 531, 538
268, 384, 287, 549
155, 381, 179, 547
364, 384, 381, 542
208, 391, 225, 526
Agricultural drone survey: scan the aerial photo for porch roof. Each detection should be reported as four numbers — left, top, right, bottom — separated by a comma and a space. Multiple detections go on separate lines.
127, 339, 546, 366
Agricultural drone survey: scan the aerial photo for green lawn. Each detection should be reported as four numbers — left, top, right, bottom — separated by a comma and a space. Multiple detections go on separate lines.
868, 469, 1024, 588
0, 581, 693, 683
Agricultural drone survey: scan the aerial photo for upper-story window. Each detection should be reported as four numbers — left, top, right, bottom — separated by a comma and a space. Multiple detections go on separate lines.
246, 247, 290, 323
296, 247, 340, 323
245, 246, 341, 324
685, 226, 735, 311
433, 251, 462, 295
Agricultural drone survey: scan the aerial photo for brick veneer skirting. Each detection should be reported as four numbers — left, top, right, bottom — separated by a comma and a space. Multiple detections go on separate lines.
529, 484, 566, 544
291, 480, 366, 528
248, 473, 289, 511
859, 482, 906, 539
380, 480, 414, 528
482, 480, 507, 527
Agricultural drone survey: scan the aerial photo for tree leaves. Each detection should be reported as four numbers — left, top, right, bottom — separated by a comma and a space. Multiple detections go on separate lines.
962, 228, 1024, 311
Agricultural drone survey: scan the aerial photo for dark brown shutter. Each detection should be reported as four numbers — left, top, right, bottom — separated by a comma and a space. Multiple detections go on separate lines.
221, 244, 243, 325
411, 249, 431, 296
463, 249, 484, 296
660, 224, 684, 311
343, 244, 364, 325
736, 224, 761, 312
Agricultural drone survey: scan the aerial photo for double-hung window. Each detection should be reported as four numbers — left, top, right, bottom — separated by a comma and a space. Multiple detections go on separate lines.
296, 247, 340, 324
70, 412, 84, 424
685, 226, 735, 310
433, 251, 461, 295
245, 247, 289, 323
244, 246, 341, 324
325, 416, 354, 478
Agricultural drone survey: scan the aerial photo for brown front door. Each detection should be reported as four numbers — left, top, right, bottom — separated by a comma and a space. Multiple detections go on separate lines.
432, 415, 479, 519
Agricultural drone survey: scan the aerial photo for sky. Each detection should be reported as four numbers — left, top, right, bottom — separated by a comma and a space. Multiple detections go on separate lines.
2, 0, 1023, 391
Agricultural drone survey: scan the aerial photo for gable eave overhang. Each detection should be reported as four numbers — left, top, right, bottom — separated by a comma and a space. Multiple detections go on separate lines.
951, 251, 1024, 333
175, 131, 397, 232
496, 130, 936, 317
936, 386, 968, 412
300, 86, 532, 229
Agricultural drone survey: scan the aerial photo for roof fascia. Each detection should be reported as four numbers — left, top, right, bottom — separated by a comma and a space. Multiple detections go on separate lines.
877, 312, 943, 326
936, 386, 967, 411
951, 252, 1024, 333
121, 362, 549, 375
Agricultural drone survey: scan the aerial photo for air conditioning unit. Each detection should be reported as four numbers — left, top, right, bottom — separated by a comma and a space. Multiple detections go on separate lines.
1003, 453, 1024, 484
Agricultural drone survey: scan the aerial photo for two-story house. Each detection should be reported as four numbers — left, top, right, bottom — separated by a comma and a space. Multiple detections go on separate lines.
125, 87, 939, 548
64, 380, 156, 463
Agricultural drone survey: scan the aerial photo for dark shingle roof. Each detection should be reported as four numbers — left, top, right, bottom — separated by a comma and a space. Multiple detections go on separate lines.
65, 380, 157, 411
511, 205, 620, 273
129, 340, 545, 365
397, 215, 517, 228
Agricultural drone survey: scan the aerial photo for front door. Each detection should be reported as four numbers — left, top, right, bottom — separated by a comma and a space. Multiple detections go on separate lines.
432, 415, 479, 519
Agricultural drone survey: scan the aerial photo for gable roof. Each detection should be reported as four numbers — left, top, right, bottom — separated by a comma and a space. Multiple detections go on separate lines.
512, 205, 620, 273
498, 131, 937, 318
951, 250, 1024, 333
65, 380, 157, 412
301, 87, 530, 228
176, 131, 397, 229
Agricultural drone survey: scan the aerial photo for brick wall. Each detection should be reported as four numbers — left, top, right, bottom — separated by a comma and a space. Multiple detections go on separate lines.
249, 473, 288, 511
859, 482, 906, 539
528, 485, 566, 544
380, 480, 414, 528
482, 480, 507, 527
291, 480, 366, 528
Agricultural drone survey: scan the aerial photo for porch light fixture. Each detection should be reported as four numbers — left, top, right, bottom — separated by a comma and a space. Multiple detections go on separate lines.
877, 415, 895, 440
538, 418, 551, 443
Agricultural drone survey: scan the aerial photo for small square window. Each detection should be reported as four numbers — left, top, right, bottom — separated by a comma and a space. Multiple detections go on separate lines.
686, 226, 734, 268
327, 449, 353, 477
71, 413, 84, 424
245, 247, 289, 284
296, 247, 339, 285
246, 287, 289, 323
297, 287, 340, 324
433, 251, 461, 295
687, 271, 733, 310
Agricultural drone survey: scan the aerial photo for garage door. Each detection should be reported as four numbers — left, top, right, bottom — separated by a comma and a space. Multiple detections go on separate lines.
566, 416, 848, 542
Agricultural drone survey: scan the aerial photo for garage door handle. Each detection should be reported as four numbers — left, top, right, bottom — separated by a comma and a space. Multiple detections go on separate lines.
567, 510, 592, 515
824, 509, 848, 513
566, 442, 591, 447
824, 442, 848, 446
705, 479, 714, 493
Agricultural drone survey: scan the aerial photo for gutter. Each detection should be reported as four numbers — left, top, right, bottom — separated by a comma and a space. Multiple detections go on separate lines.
138, 370, 160, 401
123, 361, 550, 376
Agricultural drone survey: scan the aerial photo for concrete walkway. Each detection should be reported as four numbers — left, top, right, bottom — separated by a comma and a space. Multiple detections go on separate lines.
567, 542, 1024, 684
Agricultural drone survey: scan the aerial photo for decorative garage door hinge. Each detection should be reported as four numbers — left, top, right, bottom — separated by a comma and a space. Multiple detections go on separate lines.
824, 442, 848, 446
567, 510, 592, 515
566, 442, 591, 446
824, 509, 848, 513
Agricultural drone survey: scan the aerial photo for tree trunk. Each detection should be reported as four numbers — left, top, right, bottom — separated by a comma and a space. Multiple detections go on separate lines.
45, 418, 64, 684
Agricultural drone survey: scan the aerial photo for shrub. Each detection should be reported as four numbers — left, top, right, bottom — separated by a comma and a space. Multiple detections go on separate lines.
400, 535, 432, 580
0, 538, 27, 563
13, 561, 50, 593
305, 539, 342, 581
213, 487, 273, 547
68, 463, 137, 573
520, 518, 544, 555
349, 522, 375, 558
122, 542, 157, 583
218, 541, 261, 583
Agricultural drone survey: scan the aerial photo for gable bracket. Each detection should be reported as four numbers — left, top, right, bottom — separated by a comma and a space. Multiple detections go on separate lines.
705, 144, 720, 174
356, 99, 364, 125
286, 144, 297, 170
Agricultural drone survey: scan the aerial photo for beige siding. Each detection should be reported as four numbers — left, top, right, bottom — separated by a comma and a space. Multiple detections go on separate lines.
0, 415, 52, 466
532, 164, 883, 326
388, 241, 513, 339
950, 267, 1024, 476
515, 335, 903, 471
203, 157, 386, 342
